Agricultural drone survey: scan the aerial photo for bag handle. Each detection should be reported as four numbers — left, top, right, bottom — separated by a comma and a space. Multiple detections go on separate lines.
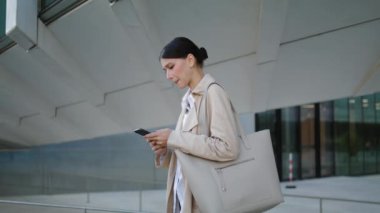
199, 82, 251, 150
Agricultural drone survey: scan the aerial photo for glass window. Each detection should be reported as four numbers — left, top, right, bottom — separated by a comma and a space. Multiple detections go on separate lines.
334, 98, 349, 175
256, 110, 278, 152
39, 0, 88, 24
320, 101, 334, 176
348, 97, 364, 175
375, 93, 380, 173
362, 95, 377, 174
0, 1, 15, 53
300, 104, 316, 179
281, 107, 299, 181
256, 110, 275, 131
256, 110, 282, 179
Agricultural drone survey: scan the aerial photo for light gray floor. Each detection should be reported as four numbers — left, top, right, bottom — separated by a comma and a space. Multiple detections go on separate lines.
1, 175, 379, 213
267, 174, 380, 213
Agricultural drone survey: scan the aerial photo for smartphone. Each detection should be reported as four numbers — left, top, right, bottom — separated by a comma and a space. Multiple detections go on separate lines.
133, 128, 150, 136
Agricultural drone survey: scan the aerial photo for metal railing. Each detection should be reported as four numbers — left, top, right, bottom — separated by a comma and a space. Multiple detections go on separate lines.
283, 194, 380, 213
2, 192, 379, 213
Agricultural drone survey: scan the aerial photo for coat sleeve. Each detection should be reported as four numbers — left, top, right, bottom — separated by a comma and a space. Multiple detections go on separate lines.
167, 85, 240, 162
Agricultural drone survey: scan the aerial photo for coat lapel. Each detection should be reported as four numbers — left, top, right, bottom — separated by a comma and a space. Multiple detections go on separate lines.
182, 105, 198, 132
181, 74, 216, 132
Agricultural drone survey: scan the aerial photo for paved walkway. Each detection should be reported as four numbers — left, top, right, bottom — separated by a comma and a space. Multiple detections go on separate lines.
267, 175, 380, 213
0, 175, 379, 212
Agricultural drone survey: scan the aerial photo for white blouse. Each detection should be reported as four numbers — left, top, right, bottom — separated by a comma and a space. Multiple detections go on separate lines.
173, 90, 195, 212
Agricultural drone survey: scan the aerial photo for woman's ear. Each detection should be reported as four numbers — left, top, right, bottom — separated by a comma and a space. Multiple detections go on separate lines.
186, 53, 196, 68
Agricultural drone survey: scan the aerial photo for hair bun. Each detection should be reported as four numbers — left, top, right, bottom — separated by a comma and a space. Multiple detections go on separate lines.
199, 47, 208, 60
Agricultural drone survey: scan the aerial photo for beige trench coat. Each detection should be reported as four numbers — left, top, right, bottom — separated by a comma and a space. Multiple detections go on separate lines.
155, 74, 240, 213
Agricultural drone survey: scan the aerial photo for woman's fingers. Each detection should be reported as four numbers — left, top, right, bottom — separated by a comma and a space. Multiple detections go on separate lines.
150, 143, 165, 151
145, 129, 171, 143
154, 147, 167, 156
144, 131, 159, 140
153, 146, 166, 155
145, 130, 169, 156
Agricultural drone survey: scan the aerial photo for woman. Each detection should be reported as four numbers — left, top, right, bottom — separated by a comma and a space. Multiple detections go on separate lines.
145, 37, 240, 213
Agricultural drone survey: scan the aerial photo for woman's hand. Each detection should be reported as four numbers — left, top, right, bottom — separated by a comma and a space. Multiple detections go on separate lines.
149, 142, 168, 156
145, 128, 172, 153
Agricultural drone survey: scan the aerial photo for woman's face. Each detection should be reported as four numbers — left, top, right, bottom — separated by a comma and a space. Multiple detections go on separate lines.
160, 56, 193, 89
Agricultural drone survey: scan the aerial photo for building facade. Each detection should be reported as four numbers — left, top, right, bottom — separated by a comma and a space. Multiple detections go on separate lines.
256, 92, 380, 181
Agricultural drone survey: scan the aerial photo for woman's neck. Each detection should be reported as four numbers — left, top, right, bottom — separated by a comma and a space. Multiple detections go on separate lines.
189, 68, 204, 91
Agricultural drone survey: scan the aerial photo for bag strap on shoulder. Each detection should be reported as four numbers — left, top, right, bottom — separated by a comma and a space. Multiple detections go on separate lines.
199, 82, 251, 149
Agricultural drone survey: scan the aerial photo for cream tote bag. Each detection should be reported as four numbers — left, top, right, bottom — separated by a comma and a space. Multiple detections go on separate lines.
175, 83, 283, 213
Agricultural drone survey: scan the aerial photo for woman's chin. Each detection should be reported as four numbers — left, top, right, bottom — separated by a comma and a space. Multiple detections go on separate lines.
175, 82, 186, 89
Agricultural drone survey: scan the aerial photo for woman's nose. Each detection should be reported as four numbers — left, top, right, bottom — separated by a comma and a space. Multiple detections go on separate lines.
166, 71, 172, 80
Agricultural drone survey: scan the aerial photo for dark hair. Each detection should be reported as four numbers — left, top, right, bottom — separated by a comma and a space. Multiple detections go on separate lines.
159, 37, 208, 67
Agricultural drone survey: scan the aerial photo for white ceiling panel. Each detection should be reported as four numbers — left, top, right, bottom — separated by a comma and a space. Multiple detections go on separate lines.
20, 114, 85, 145
100, 82, 178, 130
48, 0, 153, 93
0, 112, 17, 127
0, 125, 29, 145
0, 62, 55, 117
206, 54, 257, 113
147, 0, 260, 65
282, 0, 380, 43
36, 20, 104, 106
356, 65, 380, 96
252, 61, 277, 113
269, 20, 380, 109
0, 46, 82, 110
54, 101, 123, 138
257, 0, 288, 63
108, 3, 171, 89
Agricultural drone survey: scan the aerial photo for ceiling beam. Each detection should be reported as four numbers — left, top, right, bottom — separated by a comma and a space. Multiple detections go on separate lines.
352, 57, 380, 96
28, 20, 105, 106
